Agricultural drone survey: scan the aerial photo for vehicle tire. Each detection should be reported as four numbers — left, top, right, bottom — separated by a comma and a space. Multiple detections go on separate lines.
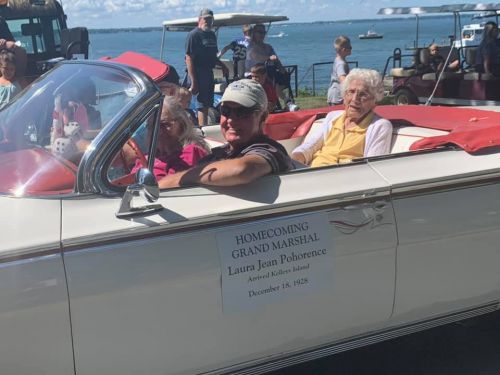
394, 88, 418, 105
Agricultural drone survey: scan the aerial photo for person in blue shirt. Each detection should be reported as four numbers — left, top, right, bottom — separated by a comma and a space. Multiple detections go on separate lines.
0, 50, 21, 109
218, 24, 252, 79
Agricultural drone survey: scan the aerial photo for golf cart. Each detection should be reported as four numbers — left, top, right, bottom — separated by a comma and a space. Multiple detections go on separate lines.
380, 3, 500, 106
0, 0, 89, 81
159, 13, 295, 121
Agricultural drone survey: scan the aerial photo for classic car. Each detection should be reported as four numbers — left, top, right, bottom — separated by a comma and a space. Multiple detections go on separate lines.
2, 60, 500, 375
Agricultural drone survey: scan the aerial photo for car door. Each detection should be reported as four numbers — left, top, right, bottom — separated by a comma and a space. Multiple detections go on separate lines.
370, 150, 500, 323
0, 197, 74, 375
62, 162, 397, 375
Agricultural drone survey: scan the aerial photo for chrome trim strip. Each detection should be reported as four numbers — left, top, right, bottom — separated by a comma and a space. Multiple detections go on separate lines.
61, 168, 500, 251
212, 302, 499, 375
390, 172, 500, 198
0, 245, 61, 265
61, 192, 391, 251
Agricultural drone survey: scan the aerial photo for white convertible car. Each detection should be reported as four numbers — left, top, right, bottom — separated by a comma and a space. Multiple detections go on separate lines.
2, 61, 500, 375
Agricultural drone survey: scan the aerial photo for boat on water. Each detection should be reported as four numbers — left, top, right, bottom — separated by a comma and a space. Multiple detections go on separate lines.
359, 30, 383, 39
269, 31, 286, 38
453, 23, 484, 48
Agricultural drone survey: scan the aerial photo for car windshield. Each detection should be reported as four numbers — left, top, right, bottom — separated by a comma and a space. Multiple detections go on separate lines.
0, 63, 141, 197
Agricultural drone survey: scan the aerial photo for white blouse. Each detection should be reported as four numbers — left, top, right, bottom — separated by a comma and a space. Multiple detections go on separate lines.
292, 110, 393, 165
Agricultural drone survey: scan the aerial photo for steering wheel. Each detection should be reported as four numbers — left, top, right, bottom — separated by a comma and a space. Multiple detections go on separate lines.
127, 138, 148, 168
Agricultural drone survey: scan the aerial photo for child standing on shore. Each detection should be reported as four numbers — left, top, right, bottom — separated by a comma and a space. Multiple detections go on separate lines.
0, 49, 21, 109
327, 35, 351, 105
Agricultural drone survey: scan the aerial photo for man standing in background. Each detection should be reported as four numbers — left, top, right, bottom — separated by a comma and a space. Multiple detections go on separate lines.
185, 8, 229, 127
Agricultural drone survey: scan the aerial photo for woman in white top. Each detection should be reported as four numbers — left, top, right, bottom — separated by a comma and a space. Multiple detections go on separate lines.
292, 68, 393, 167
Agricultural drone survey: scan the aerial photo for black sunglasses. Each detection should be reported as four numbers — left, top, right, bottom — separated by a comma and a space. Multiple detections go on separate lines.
220, 105, 258, 119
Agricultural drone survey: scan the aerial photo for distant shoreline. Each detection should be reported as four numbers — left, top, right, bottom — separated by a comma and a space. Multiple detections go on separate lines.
88, 14, 471, 33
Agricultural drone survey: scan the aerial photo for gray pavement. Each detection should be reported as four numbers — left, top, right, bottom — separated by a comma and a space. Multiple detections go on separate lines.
268, 310, 500, 375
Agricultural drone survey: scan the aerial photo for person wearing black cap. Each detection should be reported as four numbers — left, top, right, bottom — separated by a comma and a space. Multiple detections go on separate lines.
158, 79, 292, 189
184, 8, 229, 128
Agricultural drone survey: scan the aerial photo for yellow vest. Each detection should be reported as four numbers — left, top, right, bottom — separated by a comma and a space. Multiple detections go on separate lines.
311, 112, 374, 168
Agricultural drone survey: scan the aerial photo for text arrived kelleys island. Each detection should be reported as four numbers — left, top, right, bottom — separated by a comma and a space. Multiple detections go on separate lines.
216, 212, 333, 313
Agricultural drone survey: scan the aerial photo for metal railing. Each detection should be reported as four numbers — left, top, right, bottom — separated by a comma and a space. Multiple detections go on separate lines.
310, 60, 358, 96
283, 64, 298, 97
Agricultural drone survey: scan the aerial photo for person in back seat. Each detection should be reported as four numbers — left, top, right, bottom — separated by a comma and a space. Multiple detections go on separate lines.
291, 68, 392, 167
128, 97, 209, 179
475, 21, 500, 76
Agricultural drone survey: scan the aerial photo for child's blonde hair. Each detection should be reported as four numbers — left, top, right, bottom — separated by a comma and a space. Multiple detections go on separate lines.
177, 87, 192, 101
334, 35, 351, 52
158, 81, 178, 97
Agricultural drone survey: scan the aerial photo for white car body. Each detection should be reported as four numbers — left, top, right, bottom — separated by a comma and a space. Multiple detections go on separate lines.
1, 61, 500, 374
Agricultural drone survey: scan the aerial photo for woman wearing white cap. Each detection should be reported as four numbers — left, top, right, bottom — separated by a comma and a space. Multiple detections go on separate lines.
159, 79, 293, 188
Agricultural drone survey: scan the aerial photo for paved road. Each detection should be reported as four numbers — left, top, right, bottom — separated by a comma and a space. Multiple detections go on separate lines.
268, 310, 500, 375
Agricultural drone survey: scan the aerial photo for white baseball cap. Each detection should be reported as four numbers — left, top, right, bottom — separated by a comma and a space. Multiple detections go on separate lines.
221, 79, 268, 111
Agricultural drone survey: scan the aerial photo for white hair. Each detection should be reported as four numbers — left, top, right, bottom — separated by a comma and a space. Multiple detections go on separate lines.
161, 96, 210, 153
341, 68, 385, 102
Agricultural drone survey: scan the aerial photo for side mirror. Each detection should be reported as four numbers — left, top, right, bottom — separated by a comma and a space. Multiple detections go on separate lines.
116, 168, 163, 218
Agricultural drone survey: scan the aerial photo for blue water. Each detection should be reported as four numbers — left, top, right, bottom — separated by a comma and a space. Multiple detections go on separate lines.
88, 15, 474, 92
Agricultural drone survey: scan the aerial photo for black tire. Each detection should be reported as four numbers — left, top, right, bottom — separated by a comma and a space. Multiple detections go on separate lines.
394, 88, 418, 105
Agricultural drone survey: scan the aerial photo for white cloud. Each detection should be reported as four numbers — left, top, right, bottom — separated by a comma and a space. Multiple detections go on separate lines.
62, 0, 482, 28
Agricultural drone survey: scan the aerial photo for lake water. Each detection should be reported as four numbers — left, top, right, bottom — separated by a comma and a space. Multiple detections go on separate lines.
88, 15, 475, 92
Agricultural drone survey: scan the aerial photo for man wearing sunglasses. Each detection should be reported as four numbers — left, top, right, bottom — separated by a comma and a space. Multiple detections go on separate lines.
158, 79, 293, 189
184, 8, 229, 128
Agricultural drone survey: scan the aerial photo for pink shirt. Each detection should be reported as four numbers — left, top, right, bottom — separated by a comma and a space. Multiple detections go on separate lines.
63, 101, 89, 131
132, 143, 208, 179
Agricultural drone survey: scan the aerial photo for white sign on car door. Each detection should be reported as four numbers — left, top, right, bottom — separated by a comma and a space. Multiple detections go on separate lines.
217, 212, 333, 313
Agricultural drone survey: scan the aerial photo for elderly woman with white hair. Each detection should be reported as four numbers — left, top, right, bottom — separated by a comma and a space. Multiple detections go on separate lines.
292, 68, 393, 167
130, 96, 210, 178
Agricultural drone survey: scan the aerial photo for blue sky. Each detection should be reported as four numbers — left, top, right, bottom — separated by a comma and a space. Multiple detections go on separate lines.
62, 0, 484, 29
